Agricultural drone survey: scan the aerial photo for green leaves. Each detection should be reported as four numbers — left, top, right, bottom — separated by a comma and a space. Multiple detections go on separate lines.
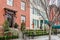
14, 23, 18, 28
24, 30, 49, 36
3, 20, 9, 32
21, 22, 26, 32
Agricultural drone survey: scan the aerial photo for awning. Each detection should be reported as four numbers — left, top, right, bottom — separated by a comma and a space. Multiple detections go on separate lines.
44, 20, 49, 24
52, 25, 60, 29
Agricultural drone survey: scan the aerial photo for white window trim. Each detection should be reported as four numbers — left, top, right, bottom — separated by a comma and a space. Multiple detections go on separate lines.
7, 0, 13, 6
21, 1, 26, 10
21, 15, 26, 23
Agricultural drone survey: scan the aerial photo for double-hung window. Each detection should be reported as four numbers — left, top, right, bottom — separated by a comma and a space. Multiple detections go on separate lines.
21, 15, 26, 23
7, 0, 13, 6
21, 1, 26, 10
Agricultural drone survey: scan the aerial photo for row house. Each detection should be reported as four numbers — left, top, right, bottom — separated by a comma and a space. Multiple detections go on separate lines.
0, 0, 30, 29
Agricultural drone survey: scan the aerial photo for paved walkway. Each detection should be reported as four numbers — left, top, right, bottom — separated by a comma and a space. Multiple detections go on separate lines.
12, 31, 60, 40
12, 35, 60, 40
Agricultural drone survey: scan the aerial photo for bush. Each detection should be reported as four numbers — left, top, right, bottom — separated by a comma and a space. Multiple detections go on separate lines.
21, 22, 26, 32
3, 20, 9, 32
24, 30, 49, 37
3, 20, 10, 36
0, 35, 19, 40
2, 20, 19, 39
9, 28, 19, 37
14, 23, 18, 28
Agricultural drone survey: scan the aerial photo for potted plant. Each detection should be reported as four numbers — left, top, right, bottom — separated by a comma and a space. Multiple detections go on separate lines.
21, 22, 26, 32
21, 21, 26, 38
14, 23, 18, 28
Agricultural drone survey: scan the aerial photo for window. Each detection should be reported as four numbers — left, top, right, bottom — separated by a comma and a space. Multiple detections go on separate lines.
21, 15, 26, 23
7, 0, 13, 6
30, 4, 34, 14
21, 1, 26, 10
33, 0, 41, 6
33, 8, 37, 15
49, 0, 56, 5
33, 8, 40, 16
57, 0, 60, 6
33, 19, 39, 29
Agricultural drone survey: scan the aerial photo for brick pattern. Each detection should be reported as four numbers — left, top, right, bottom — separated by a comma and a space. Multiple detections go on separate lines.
0, 0, 30, 29
0, 26, 4, 36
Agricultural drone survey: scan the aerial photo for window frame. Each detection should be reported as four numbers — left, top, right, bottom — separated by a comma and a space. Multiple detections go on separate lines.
21, 1, 26, 11
21, 15, 26, 23
7, 0, 14, 6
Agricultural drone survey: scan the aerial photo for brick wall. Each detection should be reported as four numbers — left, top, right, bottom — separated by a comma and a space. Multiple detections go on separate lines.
0, 0, 30, 29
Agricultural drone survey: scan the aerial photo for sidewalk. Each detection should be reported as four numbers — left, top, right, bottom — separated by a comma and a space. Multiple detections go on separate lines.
57, 34, 60, 37
13, 31, 60, 40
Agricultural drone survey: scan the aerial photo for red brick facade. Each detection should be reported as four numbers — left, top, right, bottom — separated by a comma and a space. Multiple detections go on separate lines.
49, 5, 60, 25
0, 0, 30, 29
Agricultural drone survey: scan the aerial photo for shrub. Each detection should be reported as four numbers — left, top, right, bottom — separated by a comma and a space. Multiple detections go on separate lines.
2, 20, 19, 39
0, 35, 19, 40
3, 20, 9, 32
14, 23, 18, 28
9, 28, 19, 36
3, 20, 10, 36
21, 22, 26, 32
24, 30, 49, 36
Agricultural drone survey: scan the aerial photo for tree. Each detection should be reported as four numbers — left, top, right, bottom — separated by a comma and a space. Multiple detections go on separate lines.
3, 20, 9, 32
21, 22, 26, 32
21, 21, 26, 38
29, 0, 60, 40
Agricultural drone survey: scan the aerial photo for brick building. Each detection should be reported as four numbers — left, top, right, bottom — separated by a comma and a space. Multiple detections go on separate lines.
49, 0, 60, 25
0, 0, 30, 29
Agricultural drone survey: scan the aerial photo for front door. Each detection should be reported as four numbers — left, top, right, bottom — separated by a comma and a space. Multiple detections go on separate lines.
4, 8, 16, 27
6, 13, 14, 27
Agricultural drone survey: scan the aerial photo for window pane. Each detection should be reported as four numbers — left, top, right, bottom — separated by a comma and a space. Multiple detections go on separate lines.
33, 8, 40, 16
37, 20, 39, 28
33, 8, 37, 15
21, 1, 26, 10
6, 13, 14, 27
7, 0, 13, 6
21, 15, 26, 23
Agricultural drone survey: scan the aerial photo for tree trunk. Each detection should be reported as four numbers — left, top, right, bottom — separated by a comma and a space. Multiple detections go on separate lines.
49, 26, 51, 40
